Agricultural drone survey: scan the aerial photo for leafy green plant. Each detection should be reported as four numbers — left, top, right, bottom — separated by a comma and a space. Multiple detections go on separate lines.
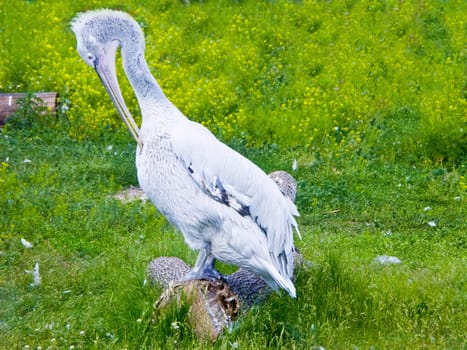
0, 0, 465, 164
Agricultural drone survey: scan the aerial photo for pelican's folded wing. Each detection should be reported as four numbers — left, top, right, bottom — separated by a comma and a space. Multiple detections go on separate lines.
170, 120, 300, 278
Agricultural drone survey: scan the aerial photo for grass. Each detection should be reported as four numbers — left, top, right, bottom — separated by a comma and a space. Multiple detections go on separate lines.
0, 121, 465, 349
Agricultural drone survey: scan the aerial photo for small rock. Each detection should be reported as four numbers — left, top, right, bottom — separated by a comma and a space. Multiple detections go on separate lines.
112, 186, 148, 203
375, 255, 402, 265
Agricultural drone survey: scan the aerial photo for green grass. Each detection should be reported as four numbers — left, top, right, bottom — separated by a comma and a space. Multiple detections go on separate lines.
0, 121, 465, 349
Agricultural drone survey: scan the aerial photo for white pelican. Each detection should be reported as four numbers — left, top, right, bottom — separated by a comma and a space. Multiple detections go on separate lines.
71, 9, 300, 297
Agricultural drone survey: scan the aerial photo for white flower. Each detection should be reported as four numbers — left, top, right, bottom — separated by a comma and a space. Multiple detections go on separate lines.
171, 321, 180, 330
79, 330, 85, 336
23, 159, 32, 163
423, 206, 432, 211
292, 159, 298, 171
427, 221, 436, 227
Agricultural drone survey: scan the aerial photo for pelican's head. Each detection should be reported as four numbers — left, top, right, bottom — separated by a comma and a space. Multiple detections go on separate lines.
71, 9, 143, 147
71, 9, 144, 69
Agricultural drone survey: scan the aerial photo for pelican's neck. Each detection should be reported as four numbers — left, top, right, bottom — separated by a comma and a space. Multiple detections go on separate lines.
120, 42, 168, 115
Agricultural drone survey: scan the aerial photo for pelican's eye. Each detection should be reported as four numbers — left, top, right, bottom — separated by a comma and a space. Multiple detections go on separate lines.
85, 52, 99, 68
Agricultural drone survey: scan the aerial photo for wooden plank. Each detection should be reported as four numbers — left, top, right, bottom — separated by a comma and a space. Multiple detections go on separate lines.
0, 92, 58, 126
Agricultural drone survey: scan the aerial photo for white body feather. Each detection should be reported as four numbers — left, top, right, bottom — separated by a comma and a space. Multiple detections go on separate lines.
137, 101, 299, 296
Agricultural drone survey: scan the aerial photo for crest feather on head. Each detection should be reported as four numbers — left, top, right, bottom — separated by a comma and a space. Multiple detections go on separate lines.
71, 9, 144, 46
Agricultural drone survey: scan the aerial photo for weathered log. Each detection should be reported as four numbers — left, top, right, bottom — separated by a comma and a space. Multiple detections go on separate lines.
269, 170, 298, 203
0, 92, 58, 126
148, 257, 270, 341
146, 170, 299, 342
149, 259, 241, 342
147, 254, 304, 342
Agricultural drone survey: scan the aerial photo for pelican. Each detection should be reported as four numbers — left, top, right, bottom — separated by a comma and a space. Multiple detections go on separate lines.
71, 9, 300, 297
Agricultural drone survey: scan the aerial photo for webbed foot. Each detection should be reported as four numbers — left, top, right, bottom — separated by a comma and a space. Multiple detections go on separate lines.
184, 265, 224, 282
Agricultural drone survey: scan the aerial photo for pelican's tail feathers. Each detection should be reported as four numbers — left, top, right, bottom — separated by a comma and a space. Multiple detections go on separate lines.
276, 276, 296, 298
258, 258, 297, 298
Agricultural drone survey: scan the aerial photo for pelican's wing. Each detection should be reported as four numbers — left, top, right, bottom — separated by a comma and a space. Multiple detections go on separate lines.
171, 120, 300, 277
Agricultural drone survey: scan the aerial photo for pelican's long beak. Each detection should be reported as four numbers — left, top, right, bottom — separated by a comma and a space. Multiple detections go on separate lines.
94, 40, 143, 149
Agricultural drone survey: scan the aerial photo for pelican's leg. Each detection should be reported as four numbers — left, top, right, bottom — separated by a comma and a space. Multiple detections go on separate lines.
192, 246, 209, 272
185, 246, 222, 281
201, 254, 221, 279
